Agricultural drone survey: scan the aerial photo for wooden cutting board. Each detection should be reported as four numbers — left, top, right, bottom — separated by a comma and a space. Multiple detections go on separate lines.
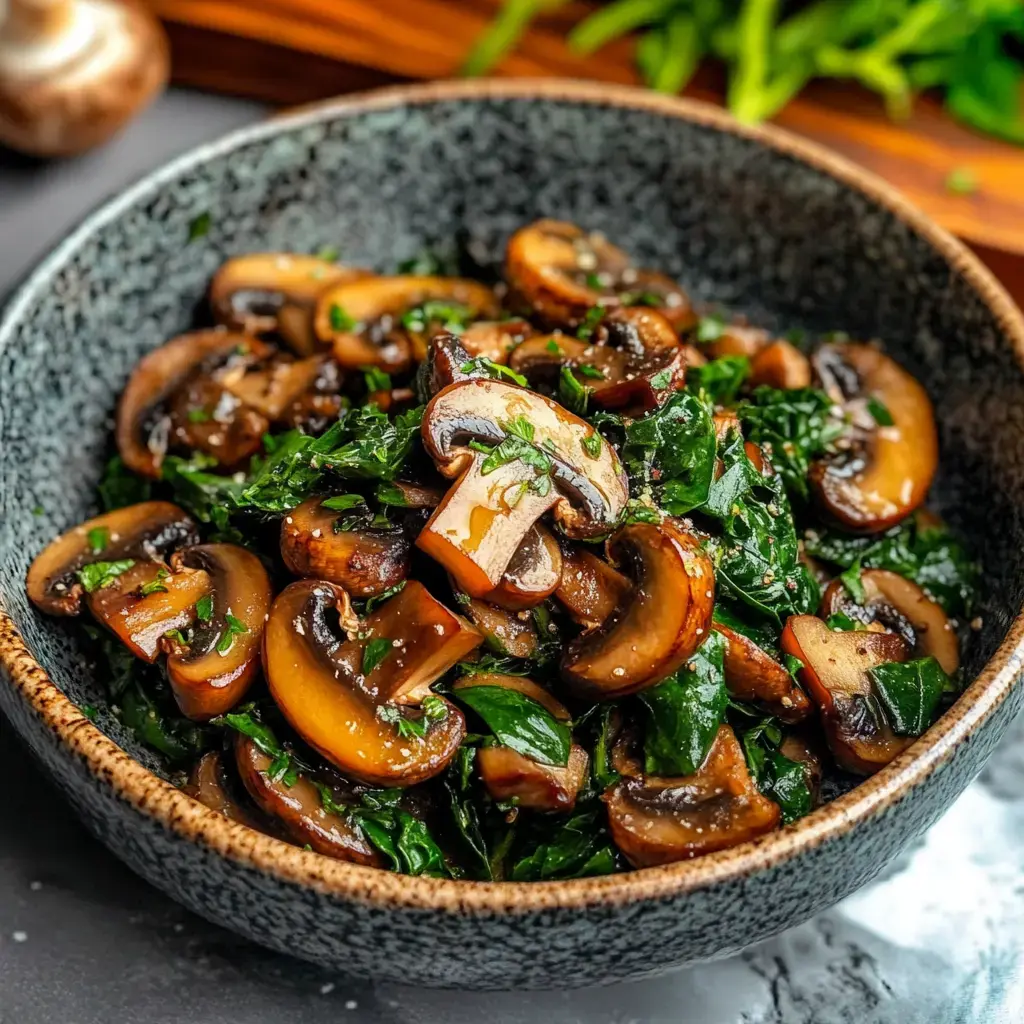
147, 0, 1024, 265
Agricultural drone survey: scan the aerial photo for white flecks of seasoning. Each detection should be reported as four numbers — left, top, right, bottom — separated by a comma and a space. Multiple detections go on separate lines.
319, 982, 335, 996
12, 931, 27, 943
294, 617, 306, 636
971, 617, 984, 631
311, 528, 322, 539
400, 748, 411, 758
345, 1000, 358, 1011
612, 667, 625, 678
29, 881, 42, 892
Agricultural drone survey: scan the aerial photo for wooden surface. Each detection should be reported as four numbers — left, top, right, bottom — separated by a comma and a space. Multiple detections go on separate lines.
148, 0, 1024, 260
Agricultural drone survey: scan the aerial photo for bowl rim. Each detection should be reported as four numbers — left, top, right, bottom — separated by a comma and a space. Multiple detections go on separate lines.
3, 77, 1024, 915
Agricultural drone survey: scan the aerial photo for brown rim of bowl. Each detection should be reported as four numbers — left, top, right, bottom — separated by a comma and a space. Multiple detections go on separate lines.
2, 78, 1024, 915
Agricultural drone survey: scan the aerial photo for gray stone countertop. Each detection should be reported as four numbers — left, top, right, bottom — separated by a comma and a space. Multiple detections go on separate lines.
1, 87, 1022, 1024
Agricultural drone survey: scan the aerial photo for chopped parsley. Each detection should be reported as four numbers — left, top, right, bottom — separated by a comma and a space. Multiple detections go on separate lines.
76, 559, 135, 593
86, 526, 109, 554
362, 637, 394, 676
215, 613, 249, 655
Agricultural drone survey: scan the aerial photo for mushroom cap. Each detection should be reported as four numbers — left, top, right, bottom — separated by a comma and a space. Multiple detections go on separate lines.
483, 523, 563, 610
27, 500, 198, 616
263, 580, 476, 787
116, 329, 268, 478
505, 220, 694, 330
810, 343, 938, 533
209, 254, 371, 355
184, 751, 279, 834
280, 497, 410, 598
748, 340, 812, 390
164, 544, 272, 721
713, 622, 812, 723
235, 736, 381, 865
781, 614, 914, 775
0, 0, 170, 158
561, 519, 715, 701
554, 543, 633, 631
820, 568, 959, 675
604, 725, 781, 867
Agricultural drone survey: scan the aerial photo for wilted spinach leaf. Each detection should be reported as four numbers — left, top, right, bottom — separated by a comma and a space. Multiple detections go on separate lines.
804, 514, 978, 619
738, 717, 813, 825
454, 685, 571, 767
510, 808, 618, 881
639, 631, 728, 776
98, 455, 152, 511
870, 656, 950, 737
738, 386, 845, 501
347, 789, 452, 877
621, 391, 716, 514
687, 355, 750, 406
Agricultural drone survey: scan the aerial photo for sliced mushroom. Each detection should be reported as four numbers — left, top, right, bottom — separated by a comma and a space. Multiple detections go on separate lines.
116, 330, 271, 477
417, 378, 628, 596
483, 524, 563, 610
162, 544, 272, 721
86, 559, 211, 661
210, 253, 370, 355
454, 675, 588, 812
748, 340, 811, 390
383, 480, 444, 510
314, 276, 499, 372
702, 323, 771, 360
184, 751, 276, 833
554, 544, 633, 630
713, 623, 812, 723
281, 497, 410, 598
509, 307, 689, 413
417, 332, 481, 398
604, 725, 781, 867
235, 735, 380, 865
459, 318, 534, 365
820, 569, 959, 675
264, 580, 478, 786
506, 220, 695, 330
27, 501, 198, 616
220, 353, 338, 422
778, 731, 823, 809
781, 614, 914, 775
810, 344, 938, 532
561, 519, 715, 701
459, 595, 539, 660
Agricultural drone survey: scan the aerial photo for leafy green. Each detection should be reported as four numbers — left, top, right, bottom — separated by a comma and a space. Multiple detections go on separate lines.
329, 304, 356, 331
459, 357, 528, 387
866, 396, 894, 427
454, 684, 571, 767
195, 594, 214, 623
87, 526, 110, 554
738, 717, 813, 825
214, 708, 297, 785
76, 559, 135, 593
576, 305, 607, 340
590, 704, 622, 791
376, 695, 449, 739
401, 300, 475, 334
322, 494, 365, 512
362, 637, 394, 676
870, 656, 951, 737
119, 683, 208, 763
582, 433, 602, 459
443, 748, 495, 880
138, 567, 170, 597
738, 386, 845, 501
363, 367, 392, 393
621, 391, 717, 515
704, 430, 819, 624
839, 559, 867, 604
639, 631, 728, 776
804, 515, 979, 618
187, 211, 211, 241
215, 613, 249, 654
510, 808, 618, 881
559, 364, 590, 415
346, 789, 451, 877
687, 355, 750, 406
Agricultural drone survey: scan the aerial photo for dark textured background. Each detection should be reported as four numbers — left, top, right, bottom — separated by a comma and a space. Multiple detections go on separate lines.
1, 88, 1023, 1022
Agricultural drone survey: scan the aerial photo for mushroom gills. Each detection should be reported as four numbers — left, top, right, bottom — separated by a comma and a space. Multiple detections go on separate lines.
604, 725, 781, 867
185, 751, 280, 834
781, 614, 914, 775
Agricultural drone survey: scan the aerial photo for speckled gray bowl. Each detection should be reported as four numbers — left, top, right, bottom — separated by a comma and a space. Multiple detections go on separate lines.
2, 80, 1024, 991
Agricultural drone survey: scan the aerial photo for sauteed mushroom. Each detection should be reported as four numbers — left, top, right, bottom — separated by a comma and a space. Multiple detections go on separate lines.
810, 344, 938, 532
604, 725, 780, 867
314, 276, 499, 372
714, 622, 812, 723
162, 544, 272, 721
554, 544, 633, 630
781, 614, 914, 775
185, 751, 275, 833
749, 340, 812, 390
483, 523, 563, 610
220, 353, 341, 424
116, 330, 271, 477
264, 580, 478, 786
459, 318, 534, 365
454, 674, 588, 812
506, 220, 695, 330
235, 735, 380, 865
86, 559, 210, 662
459, 595, 539, 660
820, 568, 958, 675
210, 253, 370, 355
561, 519, 715, 701
510, 307, 691, 413
418, 378, 628, 596
281, 497, 410, 598
27, 501, 198, 616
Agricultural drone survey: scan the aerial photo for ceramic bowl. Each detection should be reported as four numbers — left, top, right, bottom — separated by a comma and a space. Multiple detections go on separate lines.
2, 80, 1024, 992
